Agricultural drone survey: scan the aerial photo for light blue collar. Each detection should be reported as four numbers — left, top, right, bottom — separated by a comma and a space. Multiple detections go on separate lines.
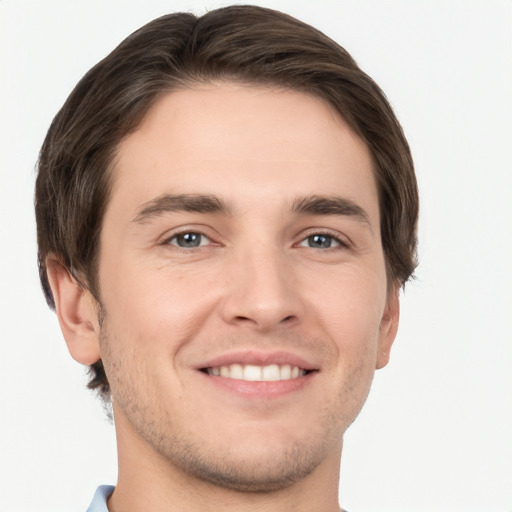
86, 485, 115, 512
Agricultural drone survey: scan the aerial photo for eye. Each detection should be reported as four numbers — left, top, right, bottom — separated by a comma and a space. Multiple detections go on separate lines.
167, 232, 210, 248
298, 233, 343, 249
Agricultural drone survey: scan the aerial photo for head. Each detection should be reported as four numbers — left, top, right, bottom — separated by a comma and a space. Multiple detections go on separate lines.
36, 5, 417, 399
36, 5, 418, 491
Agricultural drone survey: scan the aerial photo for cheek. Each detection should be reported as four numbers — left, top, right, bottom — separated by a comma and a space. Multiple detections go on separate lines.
306, 263, 387, 409
100, 261, 223, 352
307, 263, 387, 344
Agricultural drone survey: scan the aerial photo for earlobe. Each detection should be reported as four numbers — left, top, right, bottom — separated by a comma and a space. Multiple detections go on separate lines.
45, 256, 101, 365
376, 287, 400, 370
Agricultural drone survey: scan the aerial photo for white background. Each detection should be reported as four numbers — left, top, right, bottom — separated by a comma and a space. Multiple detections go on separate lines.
1, 1, 511, 511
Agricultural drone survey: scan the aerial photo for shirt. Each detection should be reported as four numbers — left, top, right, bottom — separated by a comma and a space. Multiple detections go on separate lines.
86, 485, 115, 512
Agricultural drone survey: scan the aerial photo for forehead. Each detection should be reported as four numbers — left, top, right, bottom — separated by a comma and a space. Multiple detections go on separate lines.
110, 83, 378, 221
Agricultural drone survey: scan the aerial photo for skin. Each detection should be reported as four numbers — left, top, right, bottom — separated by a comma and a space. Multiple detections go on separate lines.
48, 83, 399, 512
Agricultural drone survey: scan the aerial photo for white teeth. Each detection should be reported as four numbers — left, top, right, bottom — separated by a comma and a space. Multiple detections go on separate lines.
244, 365, 262, 381
206, 364, 306, 381
230, 364, 244, 379
280, 364, 291, 379
262, 364, 280, 381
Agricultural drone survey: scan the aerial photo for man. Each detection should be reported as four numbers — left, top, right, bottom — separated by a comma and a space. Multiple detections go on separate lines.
35, 5, 418, 511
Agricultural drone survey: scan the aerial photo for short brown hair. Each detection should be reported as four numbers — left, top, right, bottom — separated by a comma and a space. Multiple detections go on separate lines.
35, 5, 418, 400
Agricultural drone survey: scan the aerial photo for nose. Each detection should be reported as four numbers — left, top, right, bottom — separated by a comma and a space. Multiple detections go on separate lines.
220, 245, 304, 331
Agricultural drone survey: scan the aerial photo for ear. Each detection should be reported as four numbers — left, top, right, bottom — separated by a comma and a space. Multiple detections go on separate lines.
45, 256, 101, 365
376, 286, 400, 370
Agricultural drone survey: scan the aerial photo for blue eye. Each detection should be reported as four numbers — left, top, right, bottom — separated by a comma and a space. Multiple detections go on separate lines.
300, 234, 341, 249
168, 232, 209, 248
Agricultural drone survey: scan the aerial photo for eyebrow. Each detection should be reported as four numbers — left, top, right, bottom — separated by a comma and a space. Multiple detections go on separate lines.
132, 194, 233, 223
132, 192, 371, 226
291, 195, 371, 226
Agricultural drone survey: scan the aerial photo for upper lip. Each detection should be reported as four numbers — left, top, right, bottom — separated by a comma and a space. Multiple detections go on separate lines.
197, 350, 319, 371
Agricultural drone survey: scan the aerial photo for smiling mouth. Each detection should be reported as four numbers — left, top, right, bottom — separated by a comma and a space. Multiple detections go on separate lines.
202, 364, 311, 382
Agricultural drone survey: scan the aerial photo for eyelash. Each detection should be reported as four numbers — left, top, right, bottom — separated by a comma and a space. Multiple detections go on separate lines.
163, 231, 214, 249
162, 229, 350, 251
297, 230, 350, 250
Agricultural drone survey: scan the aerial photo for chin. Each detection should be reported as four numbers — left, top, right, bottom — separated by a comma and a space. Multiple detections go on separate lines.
165, 439, 328, 493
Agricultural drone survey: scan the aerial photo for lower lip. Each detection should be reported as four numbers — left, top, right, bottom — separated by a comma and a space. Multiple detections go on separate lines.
198, 371, 316, 398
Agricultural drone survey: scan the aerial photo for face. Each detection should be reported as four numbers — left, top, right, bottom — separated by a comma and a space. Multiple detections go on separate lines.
93, 83, 398, 491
